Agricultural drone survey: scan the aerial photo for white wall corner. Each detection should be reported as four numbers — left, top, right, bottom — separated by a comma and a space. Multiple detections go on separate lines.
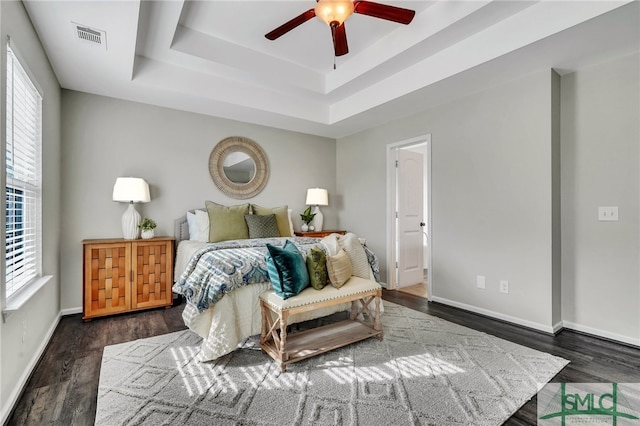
552, 321, 564, 334
61, 307, 83, 316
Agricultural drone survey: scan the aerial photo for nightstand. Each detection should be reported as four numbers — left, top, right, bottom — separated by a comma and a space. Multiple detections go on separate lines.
294, 230, 347, 238
82, 237, 175, 320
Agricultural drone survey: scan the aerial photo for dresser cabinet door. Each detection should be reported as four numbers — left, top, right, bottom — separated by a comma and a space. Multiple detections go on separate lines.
131, 240, 173, 310
83, 242, 131, 319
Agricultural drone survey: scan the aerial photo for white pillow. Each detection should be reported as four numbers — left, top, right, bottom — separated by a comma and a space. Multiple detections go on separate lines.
194, 209, 210, 242
287, 209, 295, 236
338, 232, 371, 279
186, 210, 210, 242
186, 211, 199, 241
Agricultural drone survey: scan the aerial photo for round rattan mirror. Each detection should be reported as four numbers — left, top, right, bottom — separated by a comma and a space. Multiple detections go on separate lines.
209, 136, 269, 199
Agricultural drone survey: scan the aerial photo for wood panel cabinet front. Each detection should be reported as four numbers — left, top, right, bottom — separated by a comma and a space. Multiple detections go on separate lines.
83, 238, 174, 320
132, 240, 172, 310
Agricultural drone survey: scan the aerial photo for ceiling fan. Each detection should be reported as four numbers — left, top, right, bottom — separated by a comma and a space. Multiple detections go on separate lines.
265, 0, 415, 57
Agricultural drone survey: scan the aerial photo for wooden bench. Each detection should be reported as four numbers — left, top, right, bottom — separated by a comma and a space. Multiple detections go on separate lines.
259, 276, 383, 372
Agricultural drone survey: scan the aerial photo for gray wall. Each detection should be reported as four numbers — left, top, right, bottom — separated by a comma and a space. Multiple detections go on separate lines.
60, 91, 336, 310
337, 53, 640, 343
337, 70, 560, 331
0, 1, 62, 419
561, 52, 639, 344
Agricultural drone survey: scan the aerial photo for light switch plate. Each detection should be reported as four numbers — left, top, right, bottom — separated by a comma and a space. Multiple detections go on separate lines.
598, 206, 619, 221
477, 275, 485, 289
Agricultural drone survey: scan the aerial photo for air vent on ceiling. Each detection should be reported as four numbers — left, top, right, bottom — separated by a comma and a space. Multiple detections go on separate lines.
71, 23, 107, 50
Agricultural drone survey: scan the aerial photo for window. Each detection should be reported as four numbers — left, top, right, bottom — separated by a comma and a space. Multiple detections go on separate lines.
5, 43, 42, 300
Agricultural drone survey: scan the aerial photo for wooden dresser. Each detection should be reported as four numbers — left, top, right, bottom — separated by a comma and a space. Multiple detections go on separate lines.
294, 230, 347, 238
82, 237, 175, 320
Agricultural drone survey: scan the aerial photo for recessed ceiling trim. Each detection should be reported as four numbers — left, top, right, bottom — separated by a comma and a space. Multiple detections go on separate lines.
171, 25, 326, 94
329, 0, 634, 123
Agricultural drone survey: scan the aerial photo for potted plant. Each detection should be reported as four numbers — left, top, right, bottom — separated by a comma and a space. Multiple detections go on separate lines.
299, 206, 316, 232
138, 218, 157, 239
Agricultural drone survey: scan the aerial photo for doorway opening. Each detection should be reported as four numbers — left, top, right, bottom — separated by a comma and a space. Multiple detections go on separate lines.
386, 135, 431, 300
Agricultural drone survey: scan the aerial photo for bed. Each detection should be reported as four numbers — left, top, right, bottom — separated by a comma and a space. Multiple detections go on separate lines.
171, 210, 381, 362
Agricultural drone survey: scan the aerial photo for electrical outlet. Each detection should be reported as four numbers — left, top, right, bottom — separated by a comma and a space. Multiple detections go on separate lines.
598, 206, 619, 221
499, 280, 509, 294
476, 275, 485, 289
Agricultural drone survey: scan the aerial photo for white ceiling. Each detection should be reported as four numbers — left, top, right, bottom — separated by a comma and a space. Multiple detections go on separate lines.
23, 0, 639, 138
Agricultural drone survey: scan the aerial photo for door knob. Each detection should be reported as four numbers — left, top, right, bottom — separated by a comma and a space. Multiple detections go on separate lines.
419, 222, 425, 227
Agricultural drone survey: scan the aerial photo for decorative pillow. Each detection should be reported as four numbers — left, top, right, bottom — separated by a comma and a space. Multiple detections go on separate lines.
265, 240, 309, 299
194, 210, 210, 242
244, 214, 280, 239
326, 249, 352, 289
306, 246, 328, 290
338, 232, 371, 279
205, 201, 250, 242
287, 208, 295, 236
251, 204, 292, 237
186, 211, 199, 241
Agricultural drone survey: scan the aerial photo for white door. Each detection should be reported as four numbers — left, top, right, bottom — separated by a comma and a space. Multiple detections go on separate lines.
396, 149, 424, 287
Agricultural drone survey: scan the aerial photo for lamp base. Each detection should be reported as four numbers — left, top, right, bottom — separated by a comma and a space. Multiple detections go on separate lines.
312, 206, 324, 232
122, 203, 141, 240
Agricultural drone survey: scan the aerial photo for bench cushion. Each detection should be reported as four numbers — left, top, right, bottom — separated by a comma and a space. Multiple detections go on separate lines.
260, 276, 381, 310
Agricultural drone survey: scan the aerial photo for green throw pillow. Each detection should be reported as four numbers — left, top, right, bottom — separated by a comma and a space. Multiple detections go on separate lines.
244, 214, 280, 239
306, 246, 328, 290
205, 201, 250, 242
265, 240, 309, 299
251, 204, 291, 237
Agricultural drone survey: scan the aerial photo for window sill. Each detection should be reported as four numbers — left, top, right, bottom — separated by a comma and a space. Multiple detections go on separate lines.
2, 275, 53, 322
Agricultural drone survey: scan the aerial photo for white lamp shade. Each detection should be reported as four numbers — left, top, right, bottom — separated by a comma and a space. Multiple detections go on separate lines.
112, 177, 151, 203
305, 188, 328, 206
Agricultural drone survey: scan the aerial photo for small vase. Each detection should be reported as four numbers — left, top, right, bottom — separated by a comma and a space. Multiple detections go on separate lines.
308, 225, 315, 231
141, 229, 154, 239
301, 223, 309, 232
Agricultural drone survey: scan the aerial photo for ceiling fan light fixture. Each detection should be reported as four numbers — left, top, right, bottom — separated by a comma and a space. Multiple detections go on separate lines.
314, 0, 354, 26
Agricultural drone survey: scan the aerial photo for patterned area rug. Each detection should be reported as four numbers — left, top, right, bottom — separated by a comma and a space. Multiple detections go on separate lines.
96, 302, 568, 425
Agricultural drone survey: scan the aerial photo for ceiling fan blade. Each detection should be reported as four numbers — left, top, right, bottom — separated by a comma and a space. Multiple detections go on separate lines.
353, 1, 415, 25
265, 9, 316, 40
331, 23, 349, 56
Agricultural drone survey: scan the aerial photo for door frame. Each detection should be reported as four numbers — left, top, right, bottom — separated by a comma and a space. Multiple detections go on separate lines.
386, 134, 432, 300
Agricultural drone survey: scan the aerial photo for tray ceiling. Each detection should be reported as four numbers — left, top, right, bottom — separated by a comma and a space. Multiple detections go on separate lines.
23, 0, 639, 138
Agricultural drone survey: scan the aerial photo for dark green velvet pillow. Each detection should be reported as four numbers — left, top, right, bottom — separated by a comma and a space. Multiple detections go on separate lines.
265, 240, 309, 299
244, 214, 280, 238
306, 246, 328, 290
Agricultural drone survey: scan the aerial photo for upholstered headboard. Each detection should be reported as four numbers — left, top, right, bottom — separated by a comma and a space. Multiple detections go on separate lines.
174, 214, 190, 243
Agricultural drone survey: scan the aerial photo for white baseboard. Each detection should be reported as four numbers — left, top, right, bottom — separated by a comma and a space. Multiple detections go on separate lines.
561, 321, 640, 348
552, 321, 564, 334
1, 311, 61, 425
61, 306, 82, 316
430, 296, 556, 334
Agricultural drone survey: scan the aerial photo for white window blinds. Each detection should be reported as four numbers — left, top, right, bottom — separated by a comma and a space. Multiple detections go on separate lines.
5, 43, 42, 298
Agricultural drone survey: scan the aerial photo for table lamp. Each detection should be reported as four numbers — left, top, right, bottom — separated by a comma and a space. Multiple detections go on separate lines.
305, 188, 328, 231
112, 177, 150, 239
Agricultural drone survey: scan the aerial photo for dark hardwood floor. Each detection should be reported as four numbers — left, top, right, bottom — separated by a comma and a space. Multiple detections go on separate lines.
6, 291, 640, 425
